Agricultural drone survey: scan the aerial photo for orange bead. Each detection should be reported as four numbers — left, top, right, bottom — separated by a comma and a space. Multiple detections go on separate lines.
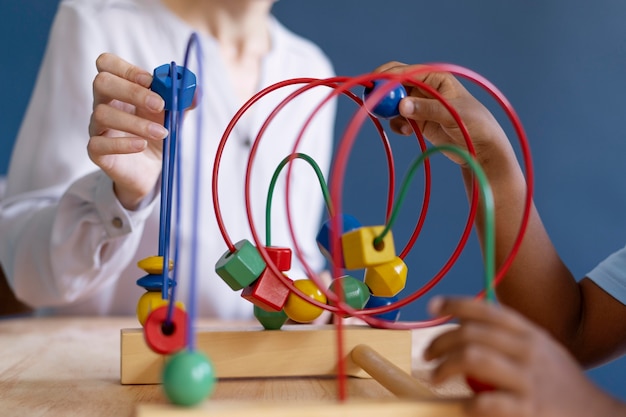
283, 279, 327, 323
341, 226, 396, 270
137, 256, 174, 275
136, 291, 185, 327
363, 256, 408, 297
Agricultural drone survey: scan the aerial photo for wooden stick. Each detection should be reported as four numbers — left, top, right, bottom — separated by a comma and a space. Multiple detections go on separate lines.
351, 344, 437, 400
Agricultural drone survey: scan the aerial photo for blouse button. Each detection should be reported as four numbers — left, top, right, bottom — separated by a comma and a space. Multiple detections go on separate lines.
111, 217, 124, 229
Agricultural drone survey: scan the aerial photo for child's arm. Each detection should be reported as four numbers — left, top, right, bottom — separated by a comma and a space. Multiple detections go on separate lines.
376, 62, 626, 366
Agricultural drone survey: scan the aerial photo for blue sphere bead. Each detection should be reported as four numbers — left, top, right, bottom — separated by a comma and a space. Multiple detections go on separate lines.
162, 350, 216, 407
362, 80, 407, 119
365, 294, 401, 322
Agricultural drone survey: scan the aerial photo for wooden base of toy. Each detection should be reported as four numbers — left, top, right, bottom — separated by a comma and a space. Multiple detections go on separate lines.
120, 324, 412, 384
136, 399, 466, 417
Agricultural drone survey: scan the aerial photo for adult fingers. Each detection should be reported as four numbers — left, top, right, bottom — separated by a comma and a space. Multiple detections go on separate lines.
90, 103, 168, 140
93, 53, 164, 114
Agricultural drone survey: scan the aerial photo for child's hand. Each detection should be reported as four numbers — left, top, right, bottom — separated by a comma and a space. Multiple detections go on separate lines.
424, 297, 621, 417
374, 62, 510, 167
88, 53, 168, 210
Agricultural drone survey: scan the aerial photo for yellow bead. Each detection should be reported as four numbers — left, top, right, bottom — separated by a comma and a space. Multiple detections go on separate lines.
363, 256, 408, 297
341, 226, 396, 270
136, 291, 185, 326
137, 256, 174, 275
283, 279, 327, 323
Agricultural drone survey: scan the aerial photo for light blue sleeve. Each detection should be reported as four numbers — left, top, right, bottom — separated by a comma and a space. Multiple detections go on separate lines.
586, 245, 626, 305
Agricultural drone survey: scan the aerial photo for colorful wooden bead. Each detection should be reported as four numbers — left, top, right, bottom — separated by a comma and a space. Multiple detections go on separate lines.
137, 256, 173, 275
316, 214, 361, 267
328, 275, 370, 314
254, 305, 289, 330
136, 274, 176, 292
283, 279, 327, 323
264, 246, 292, 271
363, 256, 408, 297
241, 269, 290, 312
341, 226, 396, 270
362, 79, 407, 119
163, 350, 216, 406
215, 239, 266, 291
364, 294, 401, 322
144, 305, 187, 355
466, 377, 496, 393
136, 291, 185, 326
151, 63, 197, 111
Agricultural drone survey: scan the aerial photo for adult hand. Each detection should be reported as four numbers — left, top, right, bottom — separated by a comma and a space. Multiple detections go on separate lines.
88, 53, 168, 210
424, 297, 623, 417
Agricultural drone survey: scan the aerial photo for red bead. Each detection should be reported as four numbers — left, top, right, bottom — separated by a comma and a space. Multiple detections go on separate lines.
466, 376, 495, 393
241, 268, 290, 312
144, 305, 187, 355
264, 246, 292, 271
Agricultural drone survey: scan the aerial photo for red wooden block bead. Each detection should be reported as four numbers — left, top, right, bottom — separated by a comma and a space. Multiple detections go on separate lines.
144, 305, 187, 355
264, 246, 292, 272
241, 268, 290, 312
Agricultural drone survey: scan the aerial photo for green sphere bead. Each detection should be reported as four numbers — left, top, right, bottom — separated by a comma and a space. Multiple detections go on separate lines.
162, 350, 216, 406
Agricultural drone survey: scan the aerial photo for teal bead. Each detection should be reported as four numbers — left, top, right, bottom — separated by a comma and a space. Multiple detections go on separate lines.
254, 305, 288, 330
162, 350, 216, 407
328, 275, 371, 314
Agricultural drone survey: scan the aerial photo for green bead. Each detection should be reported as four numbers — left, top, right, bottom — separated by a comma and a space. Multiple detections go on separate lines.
254, 305, 288, 330
329, 275, 371, 314
215, 239, 266, 291
162, 350, 216, 407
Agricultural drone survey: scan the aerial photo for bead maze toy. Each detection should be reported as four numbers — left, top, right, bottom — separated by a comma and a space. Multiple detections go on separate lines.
120, 33, 534, 415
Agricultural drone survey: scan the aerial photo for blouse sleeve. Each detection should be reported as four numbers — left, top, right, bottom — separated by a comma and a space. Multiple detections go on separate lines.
0, 2, 156, 307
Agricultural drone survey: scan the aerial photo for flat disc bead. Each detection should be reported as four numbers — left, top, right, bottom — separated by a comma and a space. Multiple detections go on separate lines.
163, 350, 216, 406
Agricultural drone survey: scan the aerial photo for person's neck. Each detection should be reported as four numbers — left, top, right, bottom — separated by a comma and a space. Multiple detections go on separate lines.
162, 0, 274, 58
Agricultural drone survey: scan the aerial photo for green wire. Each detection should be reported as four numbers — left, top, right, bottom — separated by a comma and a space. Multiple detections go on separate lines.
265, 153, 333, 247
374, 145, 496, 303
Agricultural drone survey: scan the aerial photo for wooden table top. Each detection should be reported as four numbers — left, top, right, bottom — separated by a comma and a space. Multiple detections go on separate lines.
0, 316, 467, 417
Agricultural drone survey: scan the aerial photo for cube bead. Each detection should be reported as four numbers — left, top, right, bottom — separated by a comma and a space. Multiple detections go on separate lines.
316, 214, 361, 267
341, 226, 396, 270
241, 269, 290, 312
215, 240, 266, 291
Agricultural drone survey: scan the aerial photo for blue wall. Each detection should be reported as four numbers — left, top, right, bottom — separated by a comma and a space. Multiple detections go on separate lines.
3, 0, 626, 400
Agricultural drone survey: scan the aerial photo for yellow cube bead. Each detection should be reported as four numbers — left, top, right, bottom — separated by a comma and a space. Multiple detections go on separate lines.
363, 256, 408, 297
137, 256, 174, 275
283, 279, 327, 323
136, 291, 185, 326
341, 226, 396, 270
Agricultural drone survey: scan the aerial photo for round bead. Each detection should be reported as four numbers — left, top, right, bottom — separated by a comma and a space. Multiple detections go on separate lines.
144, 305, 187, 355
136, 291, 185, 326
162, 350, 216, 406
254, 305, 289, 330
328, 275, 370, 315
466, 376, 495, 393
362, 80, 407, 119
364, 294, 401, 322
283, 279, 327, 323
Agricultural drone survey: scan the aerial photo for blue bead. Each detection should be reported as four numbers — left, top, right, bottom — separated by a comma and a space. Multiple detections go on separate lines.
136, 274, 176, 292
316, 214, 361, 267
362, 80, 407, 119
151, 63, 197, 111
365, 294, 401, 322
